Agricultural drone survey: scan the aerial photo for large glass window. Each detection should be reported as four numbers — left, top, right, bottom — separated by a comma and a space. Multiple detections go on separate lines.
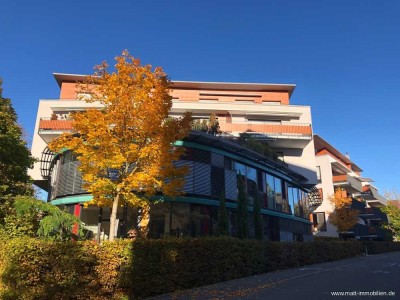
234, 162, 246, 175
274, 177, 283, 212
287, 186, 295, 215
300, 190, 310, 219
246, 166, 257, 206
211, 167, 224, 197
266, 174, 275, 210
281, 182, 290, 214
292, 187, 300, 217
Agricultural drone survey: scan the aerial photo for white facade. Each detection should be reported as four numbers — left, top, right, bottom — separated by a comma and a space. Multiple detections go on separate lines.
30, 74, 318, 192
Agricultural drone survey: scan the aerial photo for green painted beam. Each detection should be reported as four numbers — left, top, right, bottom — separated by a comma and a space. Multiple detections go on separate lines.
51, 195, 93, 205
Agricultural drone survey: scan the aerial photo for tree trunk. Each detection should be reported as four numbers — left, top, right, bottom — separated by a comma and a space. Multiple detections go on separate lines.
109, 193, 120, 241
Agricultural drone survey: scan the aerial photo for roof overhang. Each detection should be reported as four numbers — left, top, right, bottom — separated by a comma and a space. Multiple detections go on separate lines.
53, 73, 296, 97
314, 135, 363, 172
171, 81, 296, 97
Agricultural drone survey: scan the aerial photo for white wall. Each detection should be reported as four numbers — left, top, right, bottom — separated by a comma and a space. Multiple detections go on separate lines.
314, 155, 338, 237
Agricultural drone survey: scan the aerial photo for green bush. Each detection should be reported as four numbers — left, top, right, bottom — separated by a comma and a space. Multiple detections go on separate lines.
0, 236, 398, 299
0, 238, 97, 299
362, 241, 400, 254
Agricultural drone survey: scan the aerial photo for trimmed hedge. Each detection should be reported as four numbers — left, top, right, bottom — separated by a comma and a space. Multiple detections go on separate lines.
362, 240, 400, 254
0, 237, 398, 299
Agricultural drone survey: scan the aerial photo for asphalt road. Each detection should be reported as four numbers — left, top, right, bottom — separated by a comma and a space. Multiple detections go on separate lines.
149, 251, 400, 300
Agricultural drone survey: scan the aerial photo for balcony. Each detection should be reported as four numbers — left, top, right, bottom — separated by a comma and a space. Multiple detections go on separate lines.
220, 122, 312, 149
39, 118, 73, 133
333, 174, 363, 193
38, 118, 73, 142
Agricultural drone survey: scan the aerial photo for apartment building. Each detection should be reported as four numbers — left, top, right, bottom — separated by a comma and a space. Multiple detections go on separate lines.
312, 135, 388, 239
30, 73, 318, 241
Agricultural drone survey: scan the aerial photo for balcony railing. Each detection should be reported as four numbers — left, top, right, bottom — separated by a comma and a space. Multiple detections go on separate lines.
332, 175, 347, 182
220, 122, 312, 138
333, 174, 363, 193
38, 118, 73, 133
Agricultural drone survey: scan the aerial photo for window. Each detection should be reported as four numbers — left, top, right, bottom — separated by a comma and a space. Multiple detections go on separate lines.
266, 174, 275, 210
316, 166, 321, 183
274, 177, 283, 212
287, 186, 295, 215
246, 166, 257, 205
211, 167, 225, 197
312, 212, 327, 232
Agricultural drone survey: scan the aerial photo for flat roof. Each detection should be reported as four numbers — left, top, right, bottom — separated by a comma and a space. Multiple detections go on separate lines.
53, 73, 296, 97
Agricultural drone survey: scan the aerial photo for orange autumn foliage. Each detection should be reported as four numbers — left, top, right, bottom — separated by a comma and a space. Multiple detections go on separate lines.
48, 50, 192, 240
329, 195, 359, 233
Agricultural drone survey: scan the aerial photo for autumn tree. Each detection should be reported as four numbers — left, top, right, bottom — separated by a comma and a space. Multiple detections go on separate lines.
48, 51, 192, 241
329, 194, 359, 236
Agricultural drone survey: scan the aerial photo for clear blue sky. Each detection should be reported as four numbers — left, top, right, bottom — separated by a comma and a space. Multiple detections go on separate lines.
1, 0, 399, 193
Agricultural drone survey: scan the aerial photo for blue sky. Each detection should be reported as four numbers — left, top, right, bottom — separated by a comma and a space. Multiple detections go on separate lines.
1, 0, 399, 193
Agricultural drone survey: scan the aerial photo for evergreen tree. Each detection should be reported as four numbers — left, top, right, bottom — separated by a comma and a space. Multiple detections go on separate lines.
0, 79, 36, 226
217, 189, 229, 236
253, 194, 263, 240
237, 173, 248, 239
0, 78, 35, 198
2, 196, 82, 240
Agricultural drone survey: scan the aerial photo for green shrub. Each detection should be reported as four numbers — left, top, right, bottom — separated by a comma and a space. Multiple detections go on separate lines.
0, 238, 97, 299
0, 236, 398, 299
362, 241, 400, 254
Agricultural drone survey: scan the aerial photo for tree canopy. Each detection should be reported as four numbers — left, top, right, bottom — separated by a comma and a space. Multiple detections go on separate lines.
1, 196, 82, 240
0, 78, 35, 198
381, 192, 400, 241
48, 51, 192, 240
329, 194, 359, 233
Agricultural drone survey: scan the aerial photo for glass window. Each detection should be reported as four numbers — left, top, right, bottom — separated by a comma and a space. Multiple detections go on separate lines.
316, 166, 321, 183
293, 188, 300, 217
234, 162, 247, 191
301, 191, 310, 219
234, 162, 246, 176
266, 174, 275, 210
312, 212, 327, 232
246, 166, 257, 206
257, 170, 264, 192
287, 186, 295, 215
274, 177, 283, 212
281, 182, 290, 214
224, 157, 233, 170
211, 167, 224, 197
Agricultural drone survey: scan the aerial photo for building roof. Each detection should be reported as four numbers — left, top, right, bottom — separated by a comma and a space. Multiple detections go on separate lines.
53, 73, 296, 97
313, 134, 363, 172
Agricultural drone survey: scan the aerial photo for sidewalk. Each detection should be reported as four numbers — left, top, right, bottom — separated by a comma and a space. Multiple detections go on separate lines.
147, 251, 400, 299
